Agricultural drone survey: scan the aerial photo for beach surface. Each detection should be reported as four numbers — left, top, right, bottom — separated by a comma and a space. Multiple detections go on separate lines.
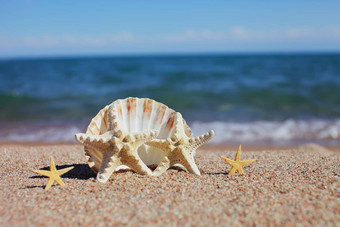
0, 143, 339, 226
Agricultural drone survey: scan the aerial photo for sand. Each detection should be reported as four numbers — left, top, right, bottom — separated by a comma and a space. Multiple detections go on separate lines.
0, 143, 339, 226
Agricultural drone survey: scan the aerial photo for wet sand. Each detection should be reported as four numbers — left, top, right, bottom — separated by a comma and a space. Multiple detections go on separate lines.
0, 143, 339, 226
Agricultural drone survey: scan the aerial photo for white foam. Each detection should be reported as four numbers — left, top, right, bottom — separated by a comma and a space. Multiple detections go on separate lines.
1, 119, 339, 145
0, 124, 81, 142
190, 119, 340, 145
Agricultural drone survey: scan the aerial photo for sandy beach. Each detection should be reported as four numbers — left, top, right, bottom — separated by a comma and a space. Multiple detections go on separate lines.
0, 143, 339, 226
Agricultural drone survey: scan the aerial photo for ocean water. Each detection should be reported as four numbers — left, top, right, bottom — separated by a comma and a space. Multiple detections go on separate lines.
0, 54, 339, 145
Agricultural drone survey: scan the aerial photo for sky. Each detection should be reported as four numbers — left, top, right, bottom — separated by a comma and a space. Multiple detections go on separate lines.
1, 1, 340, 58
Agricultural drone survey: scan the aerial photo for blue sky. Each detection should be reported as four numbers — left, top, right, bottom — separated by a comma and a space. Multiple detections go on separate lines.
1, 1, 340, 58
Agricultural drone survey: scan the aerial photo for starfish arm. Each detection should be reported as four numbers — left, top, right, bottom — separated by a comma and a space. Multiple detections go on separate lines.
220, 156, 236, 166
75, 133, 112, 152
145, 138, 170, 151
240, 159, 256, 166
182, 160, 201, 175
57, 166, 74, 176
32, 170, 52, 177
173, 113, 187, 140
107, 105, 120, 131
235, 145, 242, 161
171, 164, 187, 171
228, 167, 237, 176
131, 130, 158, 147
54, 176, 65, 186
49, 157, 57, 172
132, 160, 154, 175
190, 130, 214, 151
123, 150, 153, 175
153, 156, 170, 176
174, 153, 201, 175
44, 178, 55, 190
96, 154, 121, 183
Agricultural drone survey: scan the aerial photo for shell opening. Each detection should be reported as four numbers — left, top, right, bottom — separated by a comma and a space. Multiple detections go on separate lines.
137, 144, 165, 169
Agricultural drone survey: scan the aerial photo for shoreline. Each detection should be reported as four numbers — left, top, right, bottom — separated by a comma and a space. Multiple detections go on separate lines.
1, 118, 339, 147
0, 141, 339, 152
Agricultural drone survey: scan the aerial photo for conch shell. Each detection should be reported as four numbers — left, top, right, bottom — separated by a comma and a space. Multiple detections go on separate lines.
75, 97, 214, 183
75, 97, 192, 182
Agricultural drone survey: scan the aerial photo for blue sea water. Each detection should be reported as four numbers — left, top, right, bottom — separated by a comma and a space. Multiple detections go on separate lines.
0, 54, 339, 145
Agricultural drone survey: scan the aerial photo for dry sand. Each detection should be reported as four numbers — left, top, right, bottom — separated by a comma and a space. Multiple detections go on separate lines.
0, 143, 339, 226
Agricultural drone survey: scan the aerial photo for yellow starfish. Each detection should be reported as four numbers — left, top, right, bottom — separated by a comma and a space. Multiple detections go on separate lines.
221, 145, 255, 176
32, 156, 74, 190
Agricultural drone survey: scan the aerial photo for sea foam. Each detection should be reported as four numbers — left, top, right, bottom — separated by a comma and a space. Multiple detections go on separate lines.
191, 119, 340, 145
0, 119, 339, 145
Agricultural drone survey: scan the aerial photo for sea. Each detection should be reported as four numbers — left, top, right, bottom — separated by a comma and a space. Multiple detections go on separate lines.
0, 53, 339, 146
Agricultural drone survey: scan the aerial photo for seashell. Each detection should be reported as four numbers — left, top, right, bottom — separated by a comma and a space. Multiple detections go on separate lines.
75, 97, 193, 182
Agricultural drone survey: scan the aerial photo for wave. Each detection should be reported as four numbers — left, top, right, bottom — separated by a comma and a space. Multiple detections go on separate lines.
1, 54, 340, 122
0, 123, 82, 142
0, 119, 339, 146
190, 119, 340, 145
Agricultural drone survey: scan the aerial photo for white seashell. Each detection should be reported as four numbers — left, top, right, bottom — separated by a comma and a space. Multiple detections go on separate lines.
76, 97, 193, 179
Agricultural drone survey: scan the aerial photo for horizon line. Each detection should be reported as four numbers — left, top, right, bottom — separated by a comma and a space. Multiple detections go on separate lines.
1, 50, 340, 61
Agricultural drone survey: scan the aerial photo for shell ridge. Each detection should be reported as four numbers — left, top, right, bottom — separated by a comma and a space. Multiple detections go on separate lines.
119, 99, 128, 131
147, 99, 156, 131
158, 108, 173, 139
140, 99, 146, 131
153, 102, 163, 133
127, 98, 136, 132
135, 98, 143, 132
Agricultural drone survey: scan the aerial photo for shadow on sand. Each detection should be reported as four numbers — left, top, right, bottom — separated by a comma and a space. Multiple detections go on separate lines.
30, 164, 96, 180
200, 169, 229, 176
